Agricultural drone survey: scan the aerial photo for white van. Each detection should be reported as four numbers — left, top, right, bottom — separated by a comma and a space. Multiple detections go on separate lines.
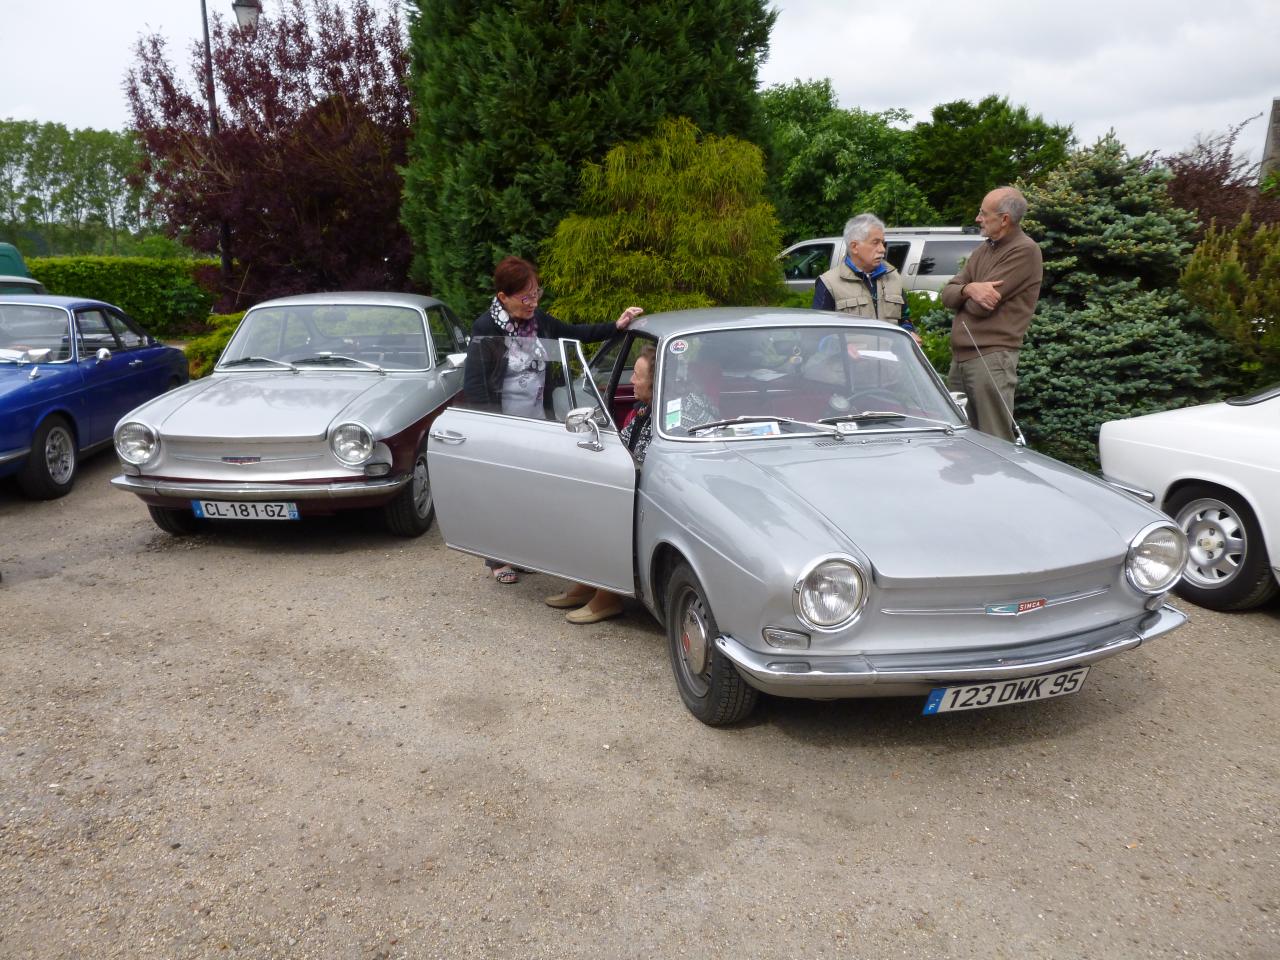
779, 227, 984, 298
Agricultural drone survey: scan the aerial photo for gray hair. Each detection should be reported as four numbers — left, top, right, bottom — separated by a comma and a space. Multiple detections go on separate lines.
842, 213, 885, 248
992, 187, 1028, 224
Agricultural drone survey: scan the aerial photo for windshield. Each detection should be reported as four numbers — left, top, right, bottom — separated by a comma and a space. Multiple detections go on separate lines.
0, 304, 73, 362
219, 304, 430, 370
657, 325, 963, 437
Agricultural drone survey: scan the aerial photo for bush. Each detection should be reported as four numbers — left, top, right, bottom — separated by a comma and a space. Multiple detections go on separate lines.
185, 313, 244, 379
28, 256, 217, 336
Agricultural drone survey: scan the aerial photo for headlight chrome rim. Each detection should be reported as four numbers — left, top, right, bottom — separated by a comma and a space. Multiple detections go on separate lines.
1125, 521, 1188, 595
330, 421, 375, 466
793, 555, 868, 631
115, 421, 160, 466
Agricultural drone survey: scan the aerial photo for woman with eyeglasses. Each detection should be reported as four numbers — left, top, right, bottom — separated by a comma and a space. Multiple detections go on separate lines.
464, 255, 643, 583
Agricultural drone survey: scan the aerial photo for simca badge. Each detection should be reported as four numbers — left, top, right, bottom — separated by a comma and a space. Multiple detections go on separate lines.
222, 456, 262, 465
984, 598, 1047, 616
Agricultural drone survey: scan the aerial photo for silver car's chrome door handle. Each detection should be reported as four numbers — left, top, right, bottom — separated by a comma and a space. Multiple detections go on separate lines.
430, 429, 466, 444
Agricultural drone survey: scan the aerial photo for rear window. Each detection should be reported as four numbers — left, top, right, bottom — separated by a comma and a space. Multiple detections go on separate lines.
918, 238, 983, 276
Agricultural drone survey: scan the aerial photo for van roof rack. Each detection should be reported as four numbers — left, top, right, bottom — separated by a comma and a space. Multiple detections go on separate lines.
884, 226, 977, 235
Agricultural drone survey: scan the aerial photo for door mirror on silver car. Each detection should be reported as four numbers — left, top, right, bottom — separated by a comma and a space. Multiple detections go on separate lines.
949, 391, 969, 421
565, 406, 604, 451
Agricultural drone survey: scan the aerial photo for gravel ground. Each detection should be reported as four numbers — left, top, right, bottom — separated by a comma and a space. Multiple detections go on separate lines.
1, 453, 1277, 960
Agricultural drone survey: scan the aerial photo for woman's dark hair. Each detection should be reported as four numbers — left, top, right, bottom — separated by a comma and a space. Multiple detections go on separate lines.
493, 256, 538, 295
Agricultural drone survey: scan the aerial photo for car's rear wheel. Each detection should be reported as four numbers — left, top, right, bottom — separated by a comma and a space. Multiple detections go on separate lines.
18, 416, 77, 500
1166, 485, 1278, 611
148, 505, 201, 536
382, 440, 434, 537
665, 561, 758, 725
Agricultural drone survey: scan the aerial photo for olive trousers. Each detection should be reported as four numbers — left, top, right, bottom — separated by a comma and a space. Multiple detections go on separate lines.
947, 349, 1019, 443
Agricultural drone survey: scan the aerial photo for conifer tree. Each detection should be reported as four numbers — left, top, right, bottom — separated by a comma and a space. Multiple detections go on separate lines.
539, 118, 781, 322
401, 0, 775, 318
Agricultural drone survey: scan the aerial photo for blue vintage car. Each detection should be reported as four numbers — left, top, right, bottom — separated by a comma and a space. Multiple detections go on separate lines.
0, 295, 189, 498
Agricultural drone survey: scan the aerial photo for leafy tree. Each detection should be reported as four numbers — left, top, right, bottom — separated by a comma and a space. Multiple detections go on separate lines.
540, 118, 781, 322
1161, 116, 1280, 239
910, 95, 1073, 224
126, 0, 410, 307
1181, 214, 1280, 384
1017, 135, 1234, 468
759, 80, 933, 240
401, 0, 776, 319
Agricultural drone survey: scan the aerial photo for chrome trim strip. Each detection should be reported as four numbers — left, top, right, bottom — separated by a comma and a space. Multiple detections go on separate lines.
715, 604, 1186, 691
882, 585, 1110, 616
172, 453, 325, 465
1102, 476, 1155, 502
0, 446, 32, 466
110, 474, 408, 500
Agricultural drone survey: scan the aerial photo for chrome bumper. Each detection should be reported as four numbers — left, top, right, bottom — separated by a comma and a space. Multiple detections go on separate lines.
716, 603, 1187, 699
110, 473, 408, 501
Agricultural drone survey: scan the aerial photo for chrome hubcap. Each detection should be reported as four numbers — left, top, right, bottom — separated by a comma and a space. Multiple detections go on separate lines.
679, 595, 710, 694
1177, 498, 1245, 587
411, 455, 431, 518
45, 426, 75, 485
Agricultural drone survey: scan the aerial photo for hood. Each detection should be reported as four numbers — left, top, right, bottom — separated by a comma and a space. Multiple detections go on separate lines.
730, 434, 1130, 583
157, 372, 383, 441
0, 362, 78, 405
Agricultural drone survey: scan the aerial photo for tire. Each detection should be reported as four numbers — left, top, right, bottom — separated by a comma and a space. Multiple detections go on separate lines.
1166, 484, 1278, 612
18, 416, 77, 500
665, 561, 758, 725
148, 505, 201, 536
382, 440, 434, 537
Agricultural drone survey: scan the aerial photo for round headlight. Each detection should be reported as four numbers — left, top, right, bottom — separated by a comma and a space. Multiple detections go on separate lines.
330, 422, 374, 465
115, 422, 159, 465
795, 558, 866, 629
1126, 522, 1188, 594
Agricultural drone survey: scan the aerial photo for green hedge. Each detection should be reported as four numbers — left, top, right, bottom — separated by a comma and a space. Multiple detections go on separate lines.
186, 313, 244, 379
28, 256, 218, 337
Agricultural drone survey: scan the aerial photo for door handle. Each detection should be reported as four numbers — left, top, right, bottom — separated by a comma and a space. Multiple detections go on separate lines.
429, 429, 466, 444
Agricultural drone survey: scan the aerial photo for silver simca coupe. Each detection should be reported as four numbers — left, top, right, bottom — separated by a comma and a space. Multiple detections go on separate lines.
111, 292, 467, 536
428, 308, 1190, 725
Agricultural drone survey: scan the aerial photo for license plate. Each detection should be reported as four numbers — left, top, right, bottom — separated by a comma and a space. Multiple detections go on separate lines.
922, 666, 1089, 715
192, 500, 299, 521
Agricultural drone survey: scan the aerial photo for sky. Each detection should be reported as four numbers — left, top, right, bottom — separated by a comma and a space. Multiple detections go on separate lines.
3, 0, 1278, 162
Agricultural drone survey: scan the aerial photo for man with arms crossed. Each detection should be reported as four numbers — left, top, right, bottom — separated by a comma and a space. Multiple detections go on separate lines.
940, 186, 1042, 441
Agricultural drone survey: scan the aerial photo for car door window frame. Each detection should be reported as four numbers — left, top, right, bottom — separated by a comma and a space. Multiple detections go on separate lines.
75, 308, 123, 358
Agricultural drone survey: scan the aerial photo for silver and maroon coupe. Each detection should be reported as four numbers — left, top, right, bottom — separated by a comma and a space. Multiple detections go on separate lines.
428, 308, 1190, 725
111, 292, 466, 537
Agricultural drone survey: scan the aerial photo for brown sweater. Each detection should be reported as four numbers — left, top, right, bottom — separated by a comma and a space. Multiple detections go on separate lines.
940, 228, 1043, 362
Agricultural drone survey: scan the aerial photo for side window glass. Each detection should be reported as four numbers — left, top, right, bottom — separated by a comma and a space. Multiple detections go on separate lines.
780, 243, 835, 280
587, 333, 627, 400
425, 306, 457, 363
919, 239, 982, 276
885, 241, 911, 273
460, 335, 574, 423
75, 309, 119, 354
106, 310, 147, 349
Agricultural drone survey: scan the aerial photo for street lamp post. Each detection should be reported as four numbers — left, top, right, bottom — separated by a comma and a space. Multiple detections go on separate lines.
200, 0, 262, 296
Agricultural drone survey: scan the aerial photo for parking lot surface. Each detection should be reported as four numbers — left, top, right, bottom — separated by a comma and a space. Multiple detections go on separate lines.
2, 453, 1277, 959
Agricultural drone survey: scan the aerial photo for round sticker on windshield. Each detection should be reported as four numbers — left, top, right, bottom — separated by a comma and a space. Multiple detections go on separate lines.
669, 339, 688, 355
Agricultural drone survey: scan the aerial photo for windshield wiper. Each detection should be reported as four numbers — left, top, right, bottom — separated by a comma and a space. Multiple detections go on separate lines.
688, 415, 835, 436
293, 354, 384, 373
221, 356, 297, 371
820, 411, 907, 423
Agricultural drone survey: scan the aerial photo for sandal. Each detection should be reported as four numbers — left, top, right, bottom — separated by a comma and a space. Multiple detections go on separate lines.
492, 566, 519, 584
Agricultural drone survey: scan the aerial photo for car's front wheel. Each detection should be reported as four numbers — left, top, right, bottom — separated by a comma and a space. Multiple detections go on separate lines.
148, 505, 201, 536
18, 415, 77, 499
665, 561, 758, 725
382, 440, 434, 537
1167, 485, 1278, 611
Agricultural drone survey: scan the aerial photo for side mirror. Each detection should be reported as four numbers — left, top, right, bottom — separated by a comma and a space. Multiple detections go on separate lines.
445, 352, 466, 369
565, 406, 604, 451
949, 391, 969, 422
96, 347, 112, 363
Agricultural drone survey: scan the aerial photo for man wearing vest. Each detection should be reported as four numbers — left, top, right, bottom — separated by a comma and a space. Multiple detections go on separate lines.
812, 213, 917, 339
940, 186, 1042, 443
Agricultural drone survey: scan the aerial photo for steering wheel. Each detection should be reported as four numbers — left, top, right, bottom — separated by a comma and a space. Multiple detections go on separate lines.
845, 388, 904, 412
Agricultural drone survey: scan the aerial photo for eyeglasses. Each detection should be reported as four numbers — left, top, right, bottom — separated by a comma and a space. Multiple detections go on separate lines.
978, 208, 1005, 219
511, 286, 544, 306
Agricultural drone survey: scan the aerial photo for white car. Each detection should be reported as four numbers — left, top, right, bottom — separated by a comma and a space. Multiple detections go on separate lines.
1099, 384, 1280, 611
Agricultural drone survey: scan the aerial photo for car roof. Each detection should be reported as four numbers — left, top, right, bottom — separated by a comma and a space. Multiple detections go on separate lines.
248, 291, 449, 311
0, 275, 43, 284
628, 306, 903, 341
0, 293, 109, 309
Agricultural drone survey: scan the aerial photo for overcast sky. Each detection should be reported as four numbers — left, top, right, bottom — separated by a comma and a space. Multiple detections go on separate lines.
4, 0, 1278, 161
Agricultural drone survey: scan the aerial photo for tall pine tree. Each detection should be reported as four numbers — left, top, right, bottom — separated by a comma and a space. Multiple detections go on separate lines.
401, 0, 775, 318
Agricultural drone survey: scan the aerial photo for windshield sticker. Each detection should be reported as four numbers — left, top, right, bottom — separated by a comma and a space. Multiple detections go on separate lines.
669, 339, 688, 355
730, 422, 781, 437
664, 398, 683, 429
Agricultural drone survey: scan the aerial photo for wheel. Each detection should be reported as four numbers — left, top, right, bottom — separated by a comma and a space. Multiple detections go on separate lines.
382, 439, 434, 537
665, 561, 758, 725
148, 505, 201, 535
18, 416, 77, 499
1166, 485, 1278, 611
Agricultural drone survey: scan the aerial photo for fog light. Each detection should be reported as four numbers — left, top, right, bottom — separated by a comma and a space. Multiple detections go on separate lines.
763, 627, 810, 649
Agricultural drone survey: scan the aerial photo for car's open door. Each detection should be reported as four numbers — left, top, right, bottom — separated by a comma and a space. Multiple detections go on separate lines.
427, 337, 637, 594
